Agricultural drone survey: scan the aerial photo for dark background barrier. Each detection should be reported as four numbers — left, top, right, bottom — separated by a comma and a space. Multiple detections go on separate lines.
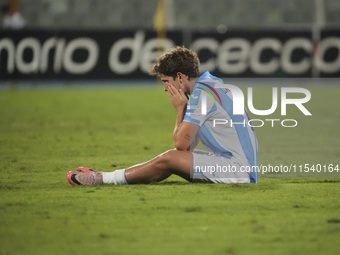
1, 28, 339, 80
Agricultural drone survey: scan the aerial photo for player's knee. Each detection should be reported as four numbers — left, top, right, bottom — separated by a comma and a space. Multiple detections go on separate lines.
156, 149, 177, 168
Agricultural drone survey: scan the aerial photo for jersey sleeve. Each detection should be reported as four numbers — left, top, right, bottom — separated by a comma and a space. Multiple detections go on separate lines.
183, 88, 216, 126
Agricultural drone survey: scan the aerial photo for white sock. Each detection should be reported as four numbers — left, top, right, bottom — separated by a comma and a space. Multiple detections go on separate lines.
102, 169, 128, 185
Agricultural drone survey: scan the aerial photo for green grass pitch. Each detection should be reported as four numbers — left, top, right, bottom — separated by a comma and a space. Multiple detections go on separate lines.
0, 84, 339, 255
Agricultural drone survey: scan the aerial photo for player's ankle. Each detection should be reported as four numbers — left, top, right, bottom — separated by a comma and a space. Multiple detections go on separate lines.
102, 169, 128, 185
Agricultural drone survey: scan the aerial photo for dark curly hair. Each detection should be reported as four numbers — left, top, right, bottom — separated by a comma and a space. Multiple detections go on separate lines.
150, 46, 200, 80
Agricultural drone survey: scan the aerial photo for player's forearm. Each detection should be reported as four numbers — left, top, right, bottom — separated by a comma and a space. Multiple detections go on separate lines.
189, 134, 200, 150
173, 104, 186, 137
173, 105, 189, 150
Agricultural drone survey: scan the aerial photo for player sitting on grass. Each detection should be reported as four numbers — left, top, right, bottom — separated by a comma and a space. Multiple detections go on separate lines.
67, 46, 258, 185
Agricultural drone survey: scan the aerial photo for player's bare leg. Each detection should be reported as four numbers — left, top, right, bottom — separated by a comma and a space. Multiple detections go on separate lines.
67, 149, 191, 185
125, 149, 191, 184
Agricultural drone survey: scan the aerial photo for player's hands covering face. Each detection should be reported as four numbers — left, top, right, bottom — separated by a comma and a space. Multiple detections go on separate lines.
167, 83, 188, 113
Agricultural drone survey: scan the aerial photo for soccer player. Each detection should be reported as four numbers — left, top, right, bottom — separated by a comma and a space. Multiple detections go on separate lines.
67, 46, 258, 185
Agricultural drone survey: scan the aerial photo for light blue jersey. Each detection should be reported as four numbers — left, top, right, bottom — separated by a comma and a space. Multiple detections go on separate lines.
184, 71, 258, 182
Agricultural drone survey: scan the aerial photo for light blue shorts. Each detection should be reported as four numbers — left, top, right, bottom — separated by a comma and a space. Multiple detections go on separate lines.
191, 149, 257, 183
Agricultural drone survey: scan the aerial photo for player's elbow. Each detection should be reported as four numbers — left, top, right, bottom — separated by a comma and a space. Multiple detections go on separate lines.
174, 140, 189, 151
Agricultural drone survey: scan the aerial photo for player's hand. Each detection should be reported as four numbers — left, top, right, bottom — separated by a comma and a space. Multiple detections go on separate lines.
167, 83, 188, 112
